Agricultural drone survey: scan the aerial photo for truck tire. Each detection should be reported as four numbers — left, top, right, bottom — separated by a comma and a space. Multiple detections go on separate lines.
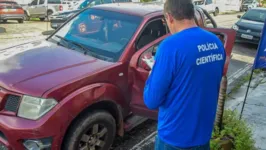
2, 20, 7, 23
240, 7, 243, 12
63, 110, 116, 150
213, 7, 219, 16
24, 11, 30, 21
40, 18, 45, 21
18, 19, 24, 23
47, 10, 53, 21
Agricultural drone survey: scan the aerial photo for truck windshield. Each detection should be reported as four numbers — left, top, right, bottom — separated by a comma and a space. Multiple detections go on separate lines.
194, 0, 204, 5
49, 8, 142, 62
242, 9, 266, 23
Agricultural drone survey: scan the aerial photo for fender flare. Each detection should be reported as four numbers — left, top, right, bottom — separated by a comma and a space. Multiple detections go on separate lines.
24, 9, 30, 16
47, 8, 55, 14
57, 83, 127, 146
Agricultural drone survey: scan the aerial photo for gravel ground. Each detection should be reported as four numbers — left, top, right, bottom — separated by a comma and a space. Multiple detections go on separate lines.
112, 120, 157, 150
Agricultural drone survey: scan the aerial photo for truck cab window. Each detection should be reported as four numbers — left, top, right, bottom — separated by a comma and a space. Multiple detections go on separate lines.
206, 0, 212, 5
39, 0, 45, 5
136, 19, 167, 50
31, 0, 38, 5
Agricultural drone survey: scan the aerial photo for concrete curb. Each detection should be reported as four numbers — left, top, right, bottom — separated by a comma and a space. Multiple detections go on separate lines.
0, 32, 43, 39
130, 64, 253, 150
227, 64, 253, 95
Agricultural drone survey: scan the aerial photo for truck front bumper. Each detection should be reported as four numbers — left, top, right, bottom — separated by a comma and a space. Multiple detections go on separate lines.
0, 104, 72, 150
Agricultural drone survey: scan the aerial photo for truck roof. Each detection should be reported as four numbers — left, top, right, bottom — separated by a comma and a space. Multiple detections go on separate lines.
93, 2, 164, 17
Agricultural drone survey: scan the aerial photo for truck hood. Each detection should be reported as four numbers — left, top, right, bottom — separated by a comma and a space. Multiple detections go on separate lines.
0, 40, 114, 96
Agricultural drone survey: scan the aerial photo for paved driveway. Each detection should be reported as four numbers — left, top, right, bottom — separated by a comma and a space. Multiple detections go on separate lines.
0, 20, 52, 49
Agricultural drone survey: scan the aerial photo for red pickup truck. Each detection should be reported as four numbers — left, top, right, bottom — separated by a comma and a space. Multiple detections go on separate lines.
0, 2, 236, 150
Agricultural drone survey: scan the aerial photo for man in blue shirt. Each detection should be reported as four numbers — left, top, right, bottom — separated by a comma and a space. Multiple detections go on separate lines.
143, 0, 226, 149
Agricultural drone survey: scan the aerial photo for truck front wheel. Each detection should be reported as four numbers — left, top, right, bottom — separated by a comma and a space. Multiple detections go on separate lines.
213, 8, 219, 16
63, 110, 116, 150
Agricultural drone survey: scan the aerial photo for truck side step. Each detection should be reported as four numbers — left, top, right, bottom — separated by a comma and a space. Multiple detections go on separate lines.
124, 115, 148, 132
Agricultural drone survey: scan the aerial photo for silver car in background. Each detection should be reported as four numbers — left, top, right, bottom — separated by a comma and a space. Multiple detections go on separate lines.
23, 0, 69, 21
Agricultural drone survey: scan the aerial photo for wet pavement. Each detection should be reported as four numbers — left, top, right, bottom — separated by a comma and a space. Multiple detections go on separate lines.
226, 72, 266, 150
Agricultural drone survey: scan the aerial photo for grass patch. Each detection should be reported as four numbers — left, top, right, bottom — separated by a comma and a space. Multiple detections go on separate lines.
211, 110, 255, 150
30, 18, 40, 21
231, 74, 251, 93
226, 73, 251, 99
254, 69, 264, 74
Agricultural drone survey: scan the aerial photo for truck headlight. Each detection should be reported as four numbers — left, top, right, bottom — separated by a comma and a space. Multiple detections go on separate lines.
232, 24, 239, 31
18, 95, 58, 120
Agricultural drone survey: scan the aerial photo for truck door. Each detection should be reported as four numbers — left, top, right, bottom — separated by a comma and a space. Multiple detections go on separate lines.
205, 0, 214, 13
129, 28, 236, 120
28, 0, 39, 16
36, 0, 46, 16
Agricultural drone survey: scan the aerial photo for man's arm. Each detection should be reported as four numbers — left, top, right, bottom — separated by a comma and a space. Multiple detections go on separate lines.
143, 41, 175, 109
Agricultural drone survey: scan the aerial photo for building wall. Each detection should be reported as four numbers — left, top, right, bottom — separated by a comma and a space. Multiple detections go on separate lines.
216, 0, 242, 12
14, 0, 33, 5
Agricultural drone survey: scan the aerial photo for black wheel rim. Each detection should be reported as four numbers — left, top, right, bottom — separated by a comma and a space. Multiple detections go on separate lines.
78, 124, 108, 150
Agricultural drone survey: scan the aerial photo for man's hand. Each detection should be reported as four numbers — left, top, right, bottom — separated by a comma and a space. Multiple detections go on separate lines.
142, 56, 155, 69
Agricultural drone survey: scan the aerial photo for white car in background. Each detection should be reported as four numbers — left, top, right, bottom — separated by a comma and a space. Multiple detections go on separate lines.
62, 0, 83, 9
194, 0, 220, 16
23, 0, 70, 21
241, 0, 259, 12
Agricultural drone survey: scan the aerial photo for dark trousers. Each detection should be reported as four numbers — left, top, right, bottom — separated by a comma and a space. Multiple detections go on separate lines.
155, 136, 210, 150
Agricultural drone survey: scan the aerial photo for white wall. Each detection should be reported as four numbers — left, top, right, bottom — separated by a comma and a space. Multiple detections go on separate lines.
216, 0, 241, 12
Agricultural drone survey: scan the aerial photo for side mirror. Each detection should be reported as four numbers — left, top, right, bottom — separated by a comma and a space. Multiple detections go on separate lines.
140, 53, 153, 71
237, 15, 241, 18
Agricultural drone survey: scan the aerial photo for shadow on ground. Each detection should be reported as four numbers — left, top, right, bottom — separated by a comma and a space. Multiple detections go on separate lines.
42, 30, 55, 35
0, 27, 6, 33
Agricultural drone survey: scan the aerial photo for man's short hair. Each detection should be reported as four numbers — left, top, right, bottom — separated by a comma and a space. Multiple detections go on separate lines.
164, 0, 195, 21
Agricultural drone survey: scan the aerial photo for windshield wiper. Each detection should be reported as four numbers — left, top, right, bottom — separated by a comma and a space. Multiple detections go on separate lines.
55, 35, 92, 55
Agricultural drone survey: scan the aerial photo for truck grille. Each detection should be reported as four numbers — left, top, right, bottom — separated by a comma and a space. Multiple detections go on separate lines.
4, 95, 20, 113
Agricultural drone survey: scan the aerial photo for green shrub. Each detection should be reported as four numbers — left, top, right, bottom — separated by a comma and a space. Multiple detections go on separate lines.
211, 110, 255, 150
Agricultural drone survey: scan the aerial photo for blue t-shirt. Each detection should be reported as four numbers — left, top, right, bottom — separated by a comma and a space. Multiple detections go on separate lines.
144, 27, 226, 148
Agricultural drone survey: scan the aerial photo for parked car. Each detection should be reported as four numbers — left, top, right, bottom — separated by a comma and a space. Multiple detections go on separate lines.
193, 0, 220, 16
240, 0, 259, 12
0, 0, 24, 23
0, 2, 236, 150
62, 0, 79, 8
23, 0, 69, 21
50, 0, 90, 29
50, 0, 131, 29
232, 8, 266, 44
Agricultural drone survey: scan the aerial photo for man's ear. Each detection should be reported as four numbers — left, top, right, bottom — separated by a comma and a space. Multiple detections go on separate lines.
168, 14, 174, 24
